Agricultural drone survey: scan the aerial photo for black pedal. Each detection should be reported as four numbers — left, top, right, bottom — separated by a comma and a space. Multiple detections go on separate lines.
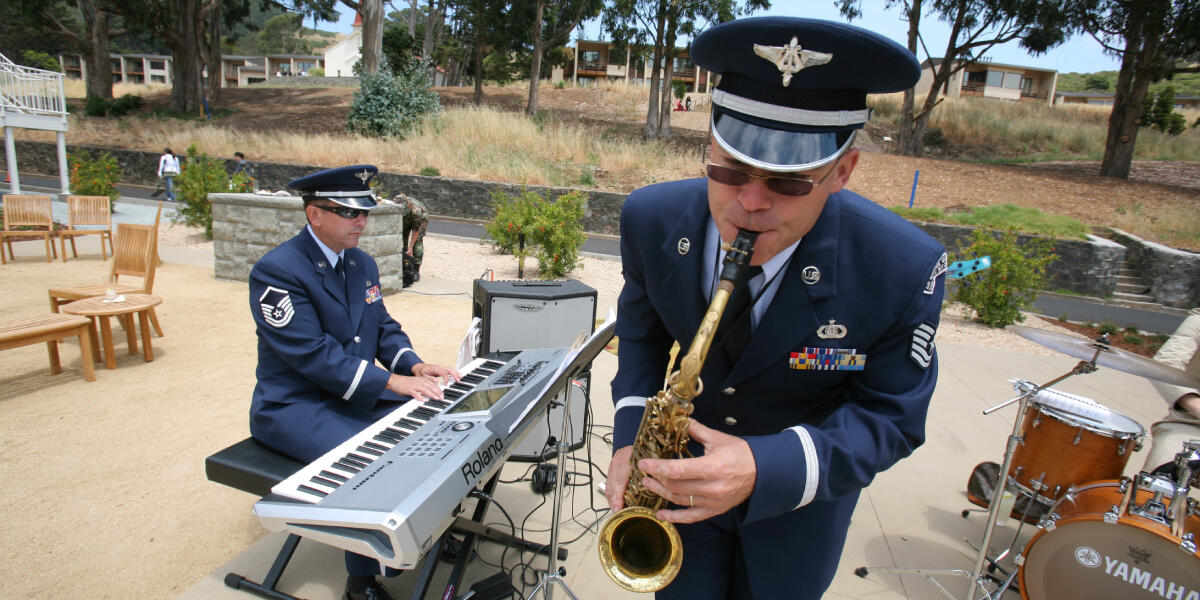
439, 534, 464, 562
464, 571, 517, 600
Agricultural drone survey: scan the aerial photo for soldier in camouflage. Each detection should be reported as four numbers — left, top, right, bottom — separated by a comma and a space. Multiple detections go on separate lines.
396, 193, 428, 283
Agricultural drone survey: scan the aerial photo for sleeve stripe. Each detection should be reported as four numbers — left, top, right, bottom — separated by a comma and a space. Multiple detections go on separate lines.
343, 359, 368, 400
390, 347, 414, 372
789, 425, 819, 509
615, 396, 648, 411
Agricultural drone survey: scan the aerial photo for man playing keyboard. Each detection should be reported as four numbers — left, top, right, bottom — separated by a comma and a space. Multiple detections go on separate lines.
248, 164, 459, 600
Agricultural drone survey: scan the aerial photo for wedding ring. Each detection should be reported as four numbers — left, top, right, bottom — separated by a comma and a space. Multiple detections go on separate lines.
689, 495, 695, 506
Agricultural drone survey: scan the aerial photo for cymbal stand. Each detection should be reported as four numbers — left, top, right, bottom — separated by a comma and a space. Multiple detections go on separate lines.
525, 374, 584, 600
856, 357, 1100, 600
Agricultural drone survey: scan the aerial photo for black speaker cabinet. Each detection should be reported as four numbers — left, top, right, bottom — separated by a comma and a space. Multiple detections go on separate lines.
510, 372, 590, 461
473, 279, 597, 461
472, 279, 597, 355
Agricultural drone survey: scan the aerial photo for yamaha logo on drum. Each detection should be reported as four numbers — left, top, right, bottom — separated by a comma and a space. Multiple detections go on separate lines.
461, 438, 504, 485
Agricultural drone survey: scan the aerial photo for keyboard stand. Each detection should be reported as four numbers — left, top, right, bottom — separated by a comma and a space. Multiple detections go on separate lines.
206, 437, 563, 600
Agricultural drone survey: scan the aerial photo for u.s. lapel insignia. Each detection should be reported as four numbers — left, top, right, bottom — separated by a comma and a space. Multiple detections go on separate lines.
259, 286, 295, 328
909, 322, 936, 368
677, 238, 691, 255
348, 259, 357, 269
317, 260, 328, 269
817, 319, 847, 339
801, 266, 821, 285
365, 284, 382, 304
753, 37, 833, 86
926, 252, 948, 295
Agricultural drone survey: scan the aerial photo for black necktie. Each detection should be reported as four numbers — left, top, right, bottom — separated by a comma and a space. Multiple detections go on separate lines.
336, 259, 348, 297
719, 265, 763, 365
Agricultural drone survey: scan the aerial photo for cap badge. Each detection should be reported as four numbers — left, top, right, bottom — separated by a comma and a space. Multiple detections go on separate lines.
677, 237, 691, 255
801, 266, 821, 285
355, 169, 373, 184
753, 37, 833, 86
817, 320, 848, 339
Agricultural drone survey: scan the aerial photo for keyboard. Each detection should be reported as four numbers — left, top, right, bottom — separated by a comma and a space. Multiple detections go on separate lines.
253, 347, 570, 569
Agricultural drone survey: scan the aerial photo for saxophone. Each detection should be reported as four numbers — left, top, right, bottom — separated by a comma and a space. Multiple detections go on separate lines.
597, 229, 758, 593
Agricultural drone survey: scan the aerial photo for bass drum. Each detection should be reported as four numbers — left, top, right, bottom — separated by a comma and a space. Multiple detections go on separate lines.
1019, 479, 1200, 600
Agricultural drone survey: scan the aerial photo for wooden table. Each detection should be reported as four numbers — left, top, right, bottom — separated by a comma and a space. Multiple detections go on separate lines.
61, 293, 163, 370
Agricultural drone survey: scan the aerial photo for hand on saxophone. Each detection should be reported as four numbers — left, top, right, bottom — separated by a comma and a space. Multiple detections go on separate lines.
605, 445, 635, 512
636, 419, 758, 524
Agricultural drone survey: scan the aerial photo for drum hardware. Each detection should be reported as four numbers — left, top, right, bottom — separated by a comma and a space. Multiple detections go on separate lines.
1007, 326, 1200, 390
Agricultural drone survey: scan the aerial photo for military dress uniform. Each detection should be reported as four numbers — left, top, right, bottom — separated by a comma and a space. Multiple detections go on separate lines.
609, 17, 946, 599
249, 165, 426, 587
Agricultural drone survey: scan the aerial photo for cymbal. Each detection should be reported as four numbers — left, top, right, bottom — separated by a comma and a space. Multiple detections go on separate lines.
1008, 325, 1200, 389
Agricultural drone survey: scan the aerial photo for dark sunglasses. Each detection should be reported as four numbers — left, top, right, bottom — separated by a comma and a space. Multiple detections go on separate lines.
313, 203, 369, 219
706, 162, 835, 197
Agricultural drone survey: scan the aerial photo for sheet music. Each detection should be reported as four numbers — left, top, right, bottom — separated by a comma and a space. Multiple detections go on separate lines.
508, 308, 617, 434
457, 317, 482, 371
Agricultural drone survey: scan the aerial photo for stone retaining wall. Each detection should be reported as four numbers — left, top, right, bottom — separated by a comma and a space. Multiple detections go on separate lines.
3, 141, 1158, 299
209, 193, 407, 294
914, 222, 1126, 297
6, 141, 625, 234
1108, 229, 1200, 308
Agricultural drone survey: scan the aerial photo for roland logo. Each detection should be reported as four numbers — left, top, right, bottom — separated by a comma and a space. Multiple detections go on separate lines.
461, 439, 504, 485
514, 303, 543, 313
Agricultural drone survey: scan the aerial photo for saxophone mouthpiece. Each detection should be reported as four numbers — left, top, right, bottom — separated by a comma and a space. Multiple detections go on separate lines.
719, 229, 759, 284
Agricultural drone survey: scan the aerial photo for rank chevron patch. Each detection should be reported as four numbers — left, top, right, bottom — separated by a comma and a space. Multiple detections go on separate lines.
259, 286, 295, 328
909, 322, 936, 368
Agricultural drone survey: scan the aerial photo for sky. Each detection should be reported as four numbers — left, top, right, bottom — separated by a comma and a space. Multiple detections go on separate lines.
325, 0, 1123, 75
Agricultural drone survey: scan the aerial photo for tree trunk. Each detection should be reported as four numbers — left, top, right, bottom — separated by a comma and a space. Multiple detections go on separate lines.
1101, 5, 1164, 179
472, 29, 484, 104
409, 0, 419, 36
169, 0, 205, 114
643, 3, 667, 139
525, 0, 545, 116
203, 2, 222, 105
359, 0, 384, 74
655, 9, 679, 139
896, 0, 922, 155
82, 0, 113, 100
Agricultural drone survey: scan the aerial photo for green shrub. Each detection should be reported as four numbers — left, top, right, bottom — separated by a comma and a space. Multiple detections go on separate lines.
20, 50, 62, 72
1122, 332, 1145, 346
1098, 321, 1120, 335
952, 228, 1056, 327
84, 93, 143, 117
419, 166, 440, 176
484, 189, 587, 279
347, 56, 441, 139
68, 150, 121, 209
307, 67, 324, 77
173, 144, 228, 239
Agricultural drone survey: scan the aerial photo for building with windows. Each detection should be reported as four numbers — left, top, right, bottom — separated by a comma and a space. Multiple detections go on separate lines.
555, 40, 712, 94
914, 58, 1058, 106
58, 52, 323, 88
1055, 90, 1200, 109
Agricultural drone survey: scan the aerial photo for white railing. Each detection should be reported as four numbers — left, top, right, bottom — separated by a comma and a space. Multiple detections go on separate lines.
0, 52, 68, 119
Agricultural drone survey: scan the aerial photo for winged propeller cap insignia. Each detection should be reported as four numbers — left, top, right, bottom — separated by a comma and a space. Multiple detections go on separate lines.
753, 36, 833, 86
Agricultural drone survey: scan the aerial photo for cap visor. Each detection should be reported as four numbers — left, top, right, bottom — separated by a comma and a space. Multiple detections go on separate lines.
712, 108, 855, 172
329, 195, 378, 210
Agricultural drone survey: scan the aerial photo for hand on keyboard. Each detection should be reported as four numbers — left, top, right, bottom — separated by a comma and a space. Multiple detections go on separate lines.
387, 372, 447, 402
412, 362, 461, 387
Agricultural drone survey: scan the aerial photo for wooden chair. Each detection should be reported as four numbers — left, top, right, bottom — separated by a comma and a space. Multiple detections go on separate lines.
48, 222, 164, 337
59, 195, 114, 262
1, 194, 57, 264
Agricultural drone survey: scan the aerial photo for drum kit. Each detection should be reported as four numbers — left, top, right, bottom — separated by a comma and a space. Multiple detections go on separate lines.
857, 325, 1200, 600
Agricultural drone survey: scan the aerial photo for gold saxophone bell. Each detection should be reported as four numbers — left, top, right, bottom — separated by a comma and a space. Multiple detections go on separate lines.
598, 230, 758, 593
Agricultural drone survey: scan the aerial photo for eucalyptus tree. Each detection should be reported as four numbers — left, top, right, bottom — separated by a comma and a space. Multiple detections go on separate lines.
522, 0, 604, 115
837, 0, 1071, 157
14, 0, 119, 100
1069, 0, 1200, 178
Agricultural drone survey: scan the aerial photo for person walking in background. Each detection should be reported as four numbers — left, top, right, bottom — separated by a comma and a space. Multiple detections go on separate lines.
231, 151, 257, 191
156, 148, 180, 201
396, 193, 429, 287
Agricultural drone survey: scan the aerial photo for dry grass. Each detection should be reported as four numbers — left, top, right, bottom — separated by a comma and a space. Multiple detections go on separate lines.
60, 78, 167, 99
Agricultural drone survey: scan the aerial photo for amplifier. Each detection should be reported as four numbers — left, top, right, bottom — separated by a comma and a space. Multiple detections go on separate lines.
471, 279, 596, 355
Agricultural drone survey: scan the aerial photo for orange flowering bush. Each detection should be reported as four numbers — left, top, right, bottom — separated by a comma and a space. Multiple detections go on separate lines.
69, 150, 121, 209
484, 189, 587, 279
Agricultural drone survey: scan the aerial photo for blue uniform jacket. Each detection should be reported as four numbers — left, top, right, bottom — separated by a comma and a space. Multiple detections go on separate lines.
613, 178, 945, 526
249, 228, 422, 461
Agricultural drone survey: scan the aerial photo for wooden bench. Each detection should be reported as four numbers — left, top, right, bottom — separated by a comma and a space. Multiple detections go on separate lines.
0, 313, 96, 382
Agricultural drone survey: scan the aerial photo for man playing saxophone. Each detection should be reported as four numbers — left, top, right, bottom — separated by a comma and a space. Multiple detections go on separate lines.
606, 17, 947, 599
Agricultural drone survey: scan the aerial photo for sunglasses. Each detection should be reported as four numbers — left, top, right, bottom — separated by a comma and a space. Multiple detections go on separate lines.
706, 162, 836, 197
313, 203, 370, 219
